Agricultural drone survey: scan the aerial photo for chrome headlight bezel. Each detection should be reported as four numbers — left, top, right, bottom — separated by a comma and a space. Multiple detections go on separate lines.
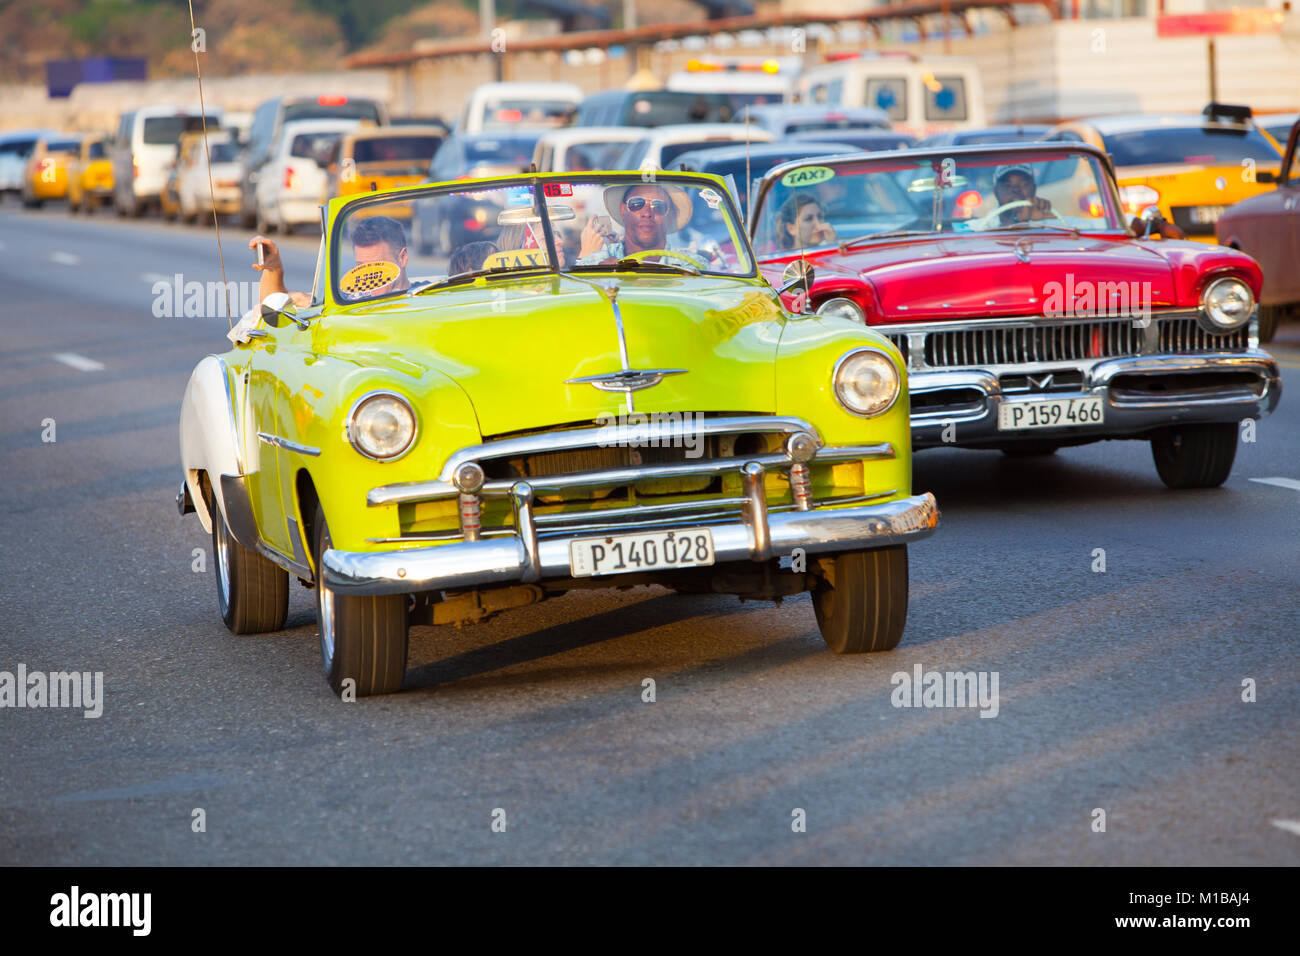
346, 390, 418, 461
832, 347, 901, 417
1199, 276, 1254, 332
817, 296, 866, 324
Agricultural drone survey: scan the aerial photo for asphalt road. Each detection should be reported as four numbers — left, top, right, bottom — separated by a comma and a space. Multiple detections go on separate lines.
1, 199, 1296, 866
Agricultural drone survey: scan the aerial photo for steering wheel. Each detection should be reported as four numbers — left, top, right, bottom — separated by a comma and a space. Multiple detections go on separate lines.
620, 249, 705, 273
975, 199, 1067, 230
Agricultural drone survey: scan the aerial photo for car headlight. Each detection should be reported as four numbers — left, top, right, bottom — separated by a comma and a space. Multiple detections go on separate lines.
833, 348, 900, 417
1199, 276, 1254, 332
347, 391, 417, 460
817, 297, 866, 324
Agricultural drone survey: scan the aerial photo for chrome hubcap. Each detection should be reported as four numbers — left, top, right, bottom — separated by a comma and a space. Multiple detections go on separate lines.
317, 529, 336, 669
215, 514, 232, 611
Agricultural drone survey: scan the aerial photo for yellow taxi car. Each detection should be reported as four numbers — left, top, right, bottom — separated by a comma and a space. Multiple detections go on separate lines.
21, 133, 81, 207
328, 125, 444, 218
1047, 104, 1283, 242
66, 135, 114, 213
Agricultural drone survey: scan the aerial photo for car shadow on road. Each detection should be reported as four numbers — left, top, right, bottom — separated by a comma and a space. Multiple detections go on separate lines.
401, 591, 784, 693
912, 444, 1183, 511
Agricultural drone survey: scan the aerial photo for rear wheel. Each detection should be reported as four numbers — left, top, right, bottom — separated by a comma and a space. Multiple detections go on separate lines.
812, 546, 909, 653
211, 495, 289, 634
313, 505, 408, 697
1150, 422, 1238, 489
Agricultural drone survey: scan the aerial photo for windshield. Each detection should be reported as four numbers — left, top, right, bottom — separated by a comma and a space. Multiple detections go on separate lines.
481, 99, 574, 130
283, 101, 382, 125
1103, 126, 1282, 167
333, 175, 755, 303
562, 140, 635, 171
752, 150, 1127, 254
353, 136, 441, 165
143, 115, 219, 145
47, 140, 80, 154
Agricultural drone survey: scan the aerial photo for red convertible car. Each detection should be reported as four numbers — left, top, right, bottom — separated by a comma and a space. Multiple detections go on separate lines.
750, 143, 1281, 488
1216, 119, 1300, 343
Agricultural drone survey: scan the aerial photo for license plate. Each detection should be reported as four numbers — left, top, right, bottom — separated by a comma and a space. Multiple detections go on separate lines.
569, 529, 715, 578
998, 397, 1103, 431
1189, 205, 1226, 225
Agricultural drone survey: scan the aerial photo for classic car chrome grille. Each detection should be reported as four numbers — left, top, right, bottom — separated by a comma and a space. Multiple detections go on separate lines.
923, 319, 1142, 367
1158, 317, 1248, 353
367, 415, 899, 546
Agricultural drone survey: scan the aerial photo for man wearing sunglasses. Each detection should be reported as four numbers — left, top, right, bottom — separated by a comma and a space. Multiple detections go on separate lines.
577, 182, 724, 269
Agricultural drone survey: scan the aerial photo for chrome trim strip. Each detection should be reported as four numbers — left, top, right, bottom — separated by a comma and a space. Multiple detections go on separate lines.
323, 493, 941, 596
257, 431, 322, 457
565, 368, 687, 393
366, 441, 895, 507
532, 496, 750, 526
881, 309, 1201, 338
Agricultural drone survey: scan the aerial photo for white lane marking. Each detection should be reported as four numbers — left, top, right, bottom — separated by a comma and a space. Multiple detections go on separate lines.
53, 352, 105, 372
51, 251, 81, 266
1271, 820, 1300, 837
1249, 477, 1300, 492
140, 271, 169, 283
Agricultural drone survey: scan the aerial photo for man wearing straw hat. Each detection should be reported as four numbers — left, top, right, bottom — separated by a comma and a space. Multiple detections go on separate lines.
577, 182, 723, 269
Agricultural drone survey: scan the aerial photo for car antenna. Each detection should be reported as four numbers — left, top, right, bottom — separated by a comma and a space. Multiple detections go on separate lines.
184, 0, 233, 330
744, 104, 752, 226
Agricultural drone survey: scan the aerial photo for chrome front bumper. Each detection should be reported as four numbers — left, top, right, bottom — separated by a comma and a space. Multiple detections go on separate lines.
909, 350, 1281, 448
321, 491, 938, 596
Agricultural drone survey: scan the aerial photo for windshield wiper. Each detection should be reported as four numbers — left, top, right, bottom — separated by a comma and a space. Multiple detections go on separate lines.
415, 265, 549, 294
840, 229, 933, 251
980, 222, 1081, 237
571, 257, 699, 276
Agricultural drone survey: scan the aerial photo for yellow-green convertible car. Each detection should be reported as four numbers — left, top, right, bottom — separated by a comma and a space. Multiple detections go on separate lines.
178, 171, 940, 696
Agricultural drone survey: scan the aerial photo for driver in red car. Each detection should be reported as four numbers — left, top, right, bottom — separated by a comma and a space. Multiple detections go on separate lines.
989, 164, 1057, 224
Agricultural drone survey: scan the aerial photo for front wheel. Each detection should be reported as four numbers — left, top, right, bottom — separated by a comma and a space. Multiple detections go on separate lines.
1258, 305, 1280, 344
211, 497, 289, 633
812, 546, 909, 653
313, 506, 408, 697
1150, 422, 1238, 489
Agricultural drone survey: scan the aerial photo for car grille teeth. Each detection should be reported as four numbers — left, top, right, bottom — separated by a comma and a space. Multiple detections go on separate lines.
904, 318, 1247, 369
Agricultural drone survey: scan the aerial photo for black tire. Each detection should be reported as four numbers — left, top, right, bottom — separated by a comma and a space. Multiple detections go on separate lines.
1150, 422, 1238, 489
313, 505, 408, 697
812, 545, 909, 654
1258, 305, 1279, 344
1001, 441, 1059, 456
211, 497, 289, 634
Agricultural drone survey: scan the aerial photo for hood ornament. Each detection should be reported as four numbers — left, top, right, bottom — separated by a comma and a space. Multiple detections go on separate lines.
566, 369, 687, 393
1014, 238, 1032, 263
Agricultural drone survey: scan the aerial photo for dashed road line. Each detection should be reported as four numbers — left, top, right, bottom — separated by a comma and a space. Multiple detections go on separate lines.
1271, 820, 1300, 837
52, 353, 105, 372
1249, 477, 1300, 491
50, 251, 81, 266
140, 271, 169, 283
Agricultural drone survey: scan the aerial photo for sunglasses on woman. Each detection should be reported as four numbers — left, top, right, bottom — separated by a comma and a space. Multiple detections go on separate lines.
625, 197, 669, 215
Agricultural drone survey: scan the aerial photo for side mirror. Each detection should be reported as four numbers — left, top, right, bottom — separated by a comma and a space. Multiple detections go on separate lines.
778, 258, 815, 295
1255, 170, 1277, 184
261, 292, 307, 330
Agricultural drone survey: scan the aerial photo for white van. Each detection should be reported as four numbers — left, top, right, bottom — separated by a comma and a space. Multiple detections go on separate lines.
796, 54, 985, 139
666, 56, 800, 112
456, 82, 583, 135
110, 105, 222, 216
